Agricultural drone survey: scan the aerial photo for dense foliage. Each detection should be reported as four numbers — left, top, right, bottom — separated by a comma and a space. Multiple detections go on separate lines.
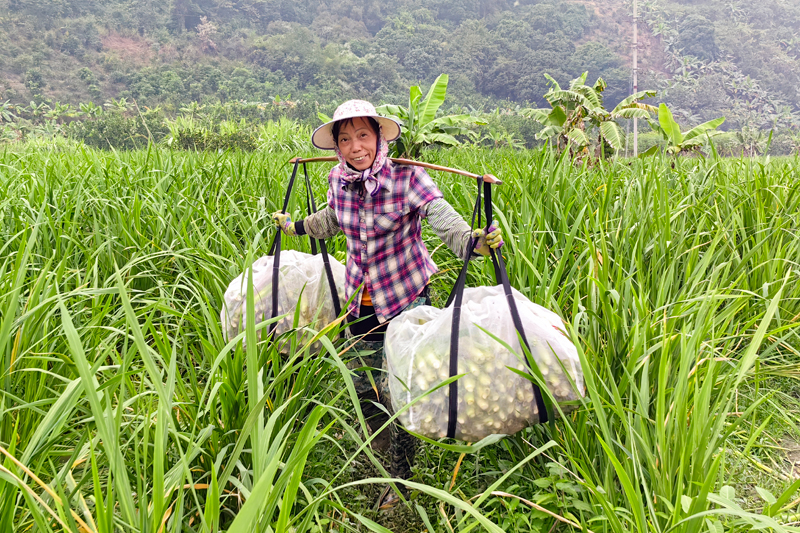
0, 0, 616, 113
0, 0, 798, 146
640, 0, 800, 133
1, 143, 800, 531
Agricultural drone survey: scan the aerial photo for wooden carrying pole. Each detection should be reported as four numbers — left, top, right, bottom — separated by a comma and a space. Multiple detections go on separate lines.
289, 156, 502, 184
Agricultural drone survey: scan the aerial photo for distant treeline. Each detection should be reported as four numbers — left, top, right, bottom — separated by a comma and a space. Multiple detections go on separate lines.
0, 0, 799, 136
2, 97, 796, 157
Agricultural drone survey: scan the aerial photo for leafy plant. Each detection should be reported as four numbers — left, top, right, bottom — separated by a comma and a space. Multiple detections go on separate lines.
375, 73, 485, 159
479, 124, 525, 149
179, 101, 206, 121
43, 102, 77, 122
644, 103, 725, 155
79, 101, 102, 118
523, 72, 656, 159
103, 97, 130, 113
256, 117, 310, 153
0, 100, 16, 123
0, 123, 20, 143
67, 108, 168, 149
735, 124, 769, 156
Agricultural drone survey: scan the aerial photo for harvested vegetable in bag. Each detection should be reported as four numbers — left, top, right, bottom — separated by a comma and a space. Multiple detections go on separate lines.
386, 285, 583, 442
220, 159, 344, 349
220, 250, 346, 347
386, 176, 584, 441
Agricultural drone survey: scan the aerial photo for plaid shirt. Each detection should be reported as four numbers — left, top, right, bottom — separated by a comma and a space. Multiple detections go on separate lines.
327, 160, 443, 322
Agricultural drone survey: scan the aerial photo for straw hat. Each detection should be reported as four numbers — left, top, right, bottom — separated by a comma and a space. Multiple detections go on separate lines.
311, 100, 402, 150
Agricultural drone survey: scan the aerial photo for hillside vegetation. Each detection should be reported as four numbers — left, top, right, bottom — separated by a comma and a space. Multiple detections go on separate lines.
0, 0, 628, 111
0, 0, 799, 153
640, 0, 800, 136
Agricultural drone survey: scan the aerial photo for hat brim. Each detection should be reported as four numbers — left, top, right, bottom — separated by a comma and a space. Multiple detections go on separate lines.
311, 116, 402, 150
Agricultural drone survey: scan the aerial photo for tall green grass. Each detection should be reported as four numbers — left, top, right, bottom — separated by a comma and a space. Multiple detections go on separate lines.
1, 144, 799, 531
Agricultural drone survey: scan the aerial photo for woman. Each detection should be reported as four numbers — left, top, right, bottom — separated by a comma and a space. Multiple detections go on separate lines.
273, 99, 502, 507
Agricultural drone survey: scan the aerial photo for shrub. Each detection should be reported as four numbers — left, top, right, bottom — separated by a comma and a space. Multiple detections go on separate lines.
67, 110, 168, 149
24, 69, 43, 93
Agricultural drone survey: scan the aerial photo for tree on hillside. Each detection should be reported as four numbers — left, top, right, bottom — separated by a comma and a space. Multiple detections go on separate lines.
678, 14, 718, 61
196, 16, 218, 53
172, 0, 191, 32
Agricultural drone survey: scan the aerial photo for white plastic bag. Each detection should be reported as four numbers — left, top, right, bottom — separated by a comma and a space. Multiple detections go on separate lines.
385, 285, 583, 442
220, 250, 346, 348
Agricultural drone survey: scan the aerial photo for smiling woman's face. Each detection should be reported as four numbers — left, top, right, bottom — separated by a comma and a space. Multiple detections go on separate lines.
336, 117, 377, 171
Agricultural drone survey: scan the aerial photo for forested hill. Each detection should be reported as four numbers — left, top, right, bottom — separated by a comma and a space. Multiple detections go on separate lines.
0, 0, 799, 133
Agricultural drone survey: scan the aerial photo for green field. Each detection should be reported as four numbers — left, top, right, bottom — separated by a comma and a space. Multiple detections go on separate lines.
1, 142, 800, 532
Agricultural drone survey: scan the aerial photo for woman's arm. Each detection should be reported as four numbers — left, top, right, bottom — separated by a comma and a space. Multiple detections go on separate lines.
420, 197, 474, 259
295, 205, 341, 239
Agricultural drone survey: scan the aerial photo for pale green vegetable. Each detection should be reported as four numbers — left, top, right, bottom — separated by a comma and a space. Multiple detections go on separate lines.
386, 285, 585, 442
221, 251, 346, 351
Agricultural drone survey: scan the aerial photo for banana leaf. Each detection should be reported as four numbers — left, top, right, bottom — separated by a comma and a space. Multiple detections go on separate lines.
417, 74, 448, 127
566, 128, 589, 147
683, 117, 726, 142
613, 90, 657, 111
658, 103, 683, 147
600, 121, 625, 151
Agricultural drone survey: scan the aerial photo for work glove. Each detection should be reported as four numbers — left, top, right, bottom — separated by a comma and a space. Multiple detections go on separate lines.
472, 224, 503, 257
272, 211, 297, 236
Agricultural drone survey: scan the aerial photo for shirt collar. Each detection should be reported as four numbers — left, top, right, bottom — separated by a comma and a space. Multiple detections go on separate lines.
340, 159, 393, 195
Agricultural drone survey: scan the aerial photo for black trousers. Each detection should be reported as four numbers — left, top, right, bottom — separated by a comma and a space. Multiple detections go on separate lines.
347, 287, 430, 482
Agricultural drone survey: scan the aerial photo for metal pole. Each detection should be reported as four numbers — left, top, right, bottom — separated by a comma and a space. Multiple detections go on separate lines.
633, 0, 639, 157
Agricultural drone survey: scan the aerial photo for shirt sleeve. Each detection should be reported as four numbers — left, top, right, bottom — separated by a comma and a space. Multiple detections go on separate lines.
420, 197, 474, 260
296, 205, 341, 239
408, 167, 444, 216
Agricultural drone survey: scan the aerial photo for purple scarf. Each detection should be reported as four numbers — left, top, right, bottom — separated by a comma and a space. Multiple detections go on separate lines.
334, 126, 389, 197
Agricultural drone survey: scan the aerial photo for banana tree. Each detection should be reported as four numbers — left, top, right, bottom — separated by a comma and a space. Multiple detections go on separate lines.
522, 72, 656, 158
44, 102, 77, 122
26, 101, 50, 120
79, 102, 103, 118
375, 74, 485, 159
644, 103, 725, 155
104, 98, 130, 113
0, 100, 16, 123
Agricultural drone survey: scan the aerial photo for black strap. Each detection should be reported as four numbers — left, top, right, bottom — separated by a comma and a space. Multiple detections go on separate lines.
303, 163, 342, 318
482, 182, 550, 425
269, 160, 343, 335
268, 160, 300, 334
446, 178, 482, 438
269, 160, 300, 256
445, 178, 482, 309
268, 230, 282, 336
445, 179, 549, 438
303, 163, 318, 256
